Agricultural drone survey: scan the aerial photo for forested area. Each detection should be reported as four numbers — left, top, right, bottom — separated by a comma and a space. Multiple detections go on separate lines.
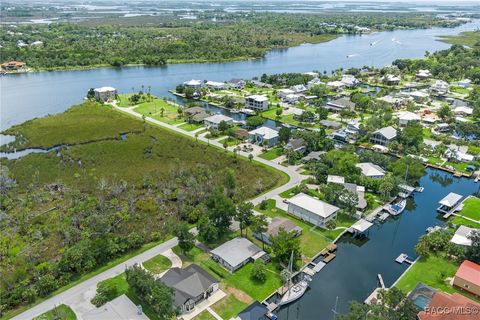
0, 12, 462, 70
0, 103, 285, 316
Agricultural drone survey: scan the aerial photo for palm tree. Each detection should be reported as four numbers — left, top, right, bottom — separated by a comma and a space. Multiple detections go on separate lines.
251, 215, 268, 249
195, 132, 199, 142
248, 153, 253, 162
160, 107, 165, 117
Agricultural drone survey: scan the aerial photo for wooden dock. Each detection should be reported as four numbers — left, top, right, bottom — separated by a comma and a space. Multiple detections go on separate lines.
312, 261, 326, 272
396, 253, 414, 264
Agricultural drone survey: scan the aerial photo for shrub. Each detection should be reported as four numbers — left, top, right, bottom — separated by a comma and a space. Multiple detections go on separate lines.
251, 260, 267, 282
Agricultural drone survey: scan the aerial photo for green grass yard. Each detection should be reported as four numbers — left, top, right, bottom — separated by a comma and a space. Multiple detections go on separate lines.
451, 197, 480, 227
194, 311, 216, 320
259, 147, 283, 160
142, 254, 172, 274
218, 136, 240, 147
178, 122, 203, 131
211, 294, 248, 320
33, 305, 76, 320
134, 99, 184, 125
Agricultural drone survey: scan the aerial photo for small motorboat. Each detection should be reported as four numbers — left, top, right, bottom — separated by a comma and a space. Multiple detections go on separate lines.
387, 198, 407, 216
415, 186, 424, 193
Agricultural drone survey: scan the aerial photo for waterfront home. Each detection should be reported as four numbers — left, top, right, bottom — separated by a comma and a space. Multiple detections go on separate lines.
383, 74, 400, 86
437, 192, 462, 214
83, 294, 149, 320
369, 126, 397, 146
93, 86, 117, 102
245, 95, 269, 111
1, 60, 26, 71
430, 80, 449, 95
326, 97, 355, 112
211, 237, 269, 272
254, 217, 302, 245
290, 84, 307, 93
345, 121, 361, 135
285, 138, 306, 154
278, 88, 295, 98
396, 111, 421, 127
356, 162, 385, 179
251, 80, 272, 88
287, 193, 339, 228
408, 90, 429, 102
205, 80, 225, 91
457, 79, 472, 89
248, 126, 279, 147
228, 78, 246, 89
326, 80, 345, 91
292, 108, 314, 122
159, 264, 219, 313
204, 114, 233, 129
417, 291, 480, 320
303, 71, 319, 78
185, 107, 209, 123
444, 147, 475, 163
327, 175, 367, 211
233, 128, 249, 141
307, 77, 325, 89
453, 260, 480, 297
332, 130, 349, 144
434, 123, 450, 134
451, 226, 478, 247
238, 301, 269, 320
284, 93, 301, 104
302, 151, 325, 163
341, 74, 360, 88
454, 106, 473, 117
183, 79, 202, 89
416, 69, 432, 80
320, 120, 342, 129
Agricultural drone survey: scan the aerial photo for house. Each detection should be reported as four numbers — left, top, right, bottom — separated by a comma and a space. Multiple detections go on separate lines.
326, 81, 345, 91
409, 90, 429, 102
278, 89, 295, 98
292, 108, 314, 122
418, 291, 480, 320
211, 237, 268, 272
327, 175, 345, 184
287, 193, 339, 228
396, 111, 421, 127
451, 226, 478, 247
183, 79, 202, 89
254, 217, 302, 245
332, 131, 349, 144
205, 81, 225, 91
307, 78, 325, 89
369, 126, 397, 146
341, 74, 360, 88
343, 183, 367, 211
159, 264, 219, 313
454, 106, 473, 117
435, 123, 450, 134
185, 107, 209, 123
445, 148, 475, 163
284, 93, 301, 104
345, 121, 361, 135
430, 80, 449, 95
383, 74, 400, 85
302, 151, 325, 163
234, 128, 249, 141
249, 126, 279, 147
457, 79, 472, 89
356, 162, 385, 179
204, 114, 233, 129
251, 80, 272, 88
245, 95, 269, 111
416, 69, 432, 80
453, 260, 480, 297
285, 138, 306, 153
228, 78, 246, 89
303, 71, 319, 78
83, 294, 149, 320
1, 60, 26, 71
437, 192, 462, 214
319, 120, 342, 129
30, 40, 44, 47
290, 84, 307, 93
326, 97, 355, 112
93, 86, 117, 102
238, 301, 269, 320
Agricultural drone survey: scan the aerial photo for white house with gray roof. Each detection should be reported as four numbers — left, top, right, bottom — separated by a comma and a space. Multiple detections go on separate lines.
211, 237, 268, 272
249, 126, 279, 147
370, 126, 397, 146
287, 193, 339, 228
204, 114, 233, 129
356, 162, 386, 179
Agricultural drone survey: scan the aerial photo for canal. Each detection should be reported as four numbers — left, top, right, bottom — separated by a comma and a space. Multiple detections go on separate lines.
277, 168, 479, 319
2, 20, 480, 130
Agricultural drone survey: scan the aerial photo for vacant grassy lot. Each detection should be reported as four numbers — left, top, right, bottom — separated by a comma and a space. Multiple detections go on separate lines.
194, 311, 216, 320
134, 99, 184, 125
211, 293, 248, 319
451, 197, 480, 227
178, 122, 203, 131
33, 305, 76, 320
259, 147, 283, 160
142, 255, 172, 274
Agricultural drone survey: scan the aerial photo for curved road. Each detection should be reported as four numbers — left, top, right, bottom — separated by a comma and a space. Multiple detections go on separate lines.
12, 106, 305, 320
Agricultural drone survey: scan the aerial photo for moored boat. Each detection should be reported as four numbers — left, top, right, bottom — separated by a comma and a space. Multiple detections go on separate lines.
387, 198, 407, 216
278, 280, 309, 306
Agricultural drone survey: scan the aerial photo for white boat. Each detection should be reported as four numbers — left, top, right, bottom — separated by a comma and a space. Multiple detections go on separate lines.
475, 176, 479, 183
387, 198, 407, 216
279, 280, 309, 306
415, 186, 424, 193
278, 251, 309, 306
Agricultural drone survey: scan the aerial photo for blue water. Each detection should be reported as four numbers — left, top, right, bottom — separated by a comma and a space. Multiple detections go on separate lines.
1, 20, 479, 130
277, 169, 479, 319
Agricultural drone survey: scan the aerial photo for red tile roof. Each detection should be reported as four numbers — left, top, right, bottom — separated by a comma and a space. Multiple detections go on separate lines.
418, 291, 480, 320
1, 60, 26, 67
455, 260, 480, 286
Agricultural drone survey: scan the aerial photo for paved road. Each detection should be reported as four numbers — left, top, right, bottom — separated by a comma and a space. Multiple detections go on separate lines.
12, 105, 305, 320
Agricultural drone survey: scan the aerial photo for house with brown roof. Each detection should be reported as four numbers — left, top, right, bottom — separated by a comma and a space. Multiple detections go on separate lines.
1, 60, 26, 71
453, 260, 480, 297
418, 291, 480, 320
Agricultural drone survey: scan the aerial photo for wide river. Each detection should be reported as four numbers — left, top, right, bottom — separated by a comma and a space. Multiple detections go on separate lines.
1, 19, 480, 131
1, 19, 480, 320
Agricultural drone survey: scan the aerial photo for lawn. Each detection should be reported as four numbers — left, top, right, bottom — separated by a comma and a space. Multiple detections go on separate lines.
259, 147, 283, 160
261, 108, 320, 129
218, 136, 240, 147
211, 294, 248, 320
194, 311, 216, 320
278, 186, 300, 198
142, 254, 172, 274
134, 99, 184, 125
33, 305, 76, 320
451, 196, 480, 227
449, 86, 470, 95
255, 199, 333, 259
178, 122, 203, 131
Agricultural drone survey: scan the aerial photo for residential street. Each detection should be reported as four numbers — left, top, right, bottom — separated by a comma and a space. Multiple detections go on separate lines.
12, 105, 306, 320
